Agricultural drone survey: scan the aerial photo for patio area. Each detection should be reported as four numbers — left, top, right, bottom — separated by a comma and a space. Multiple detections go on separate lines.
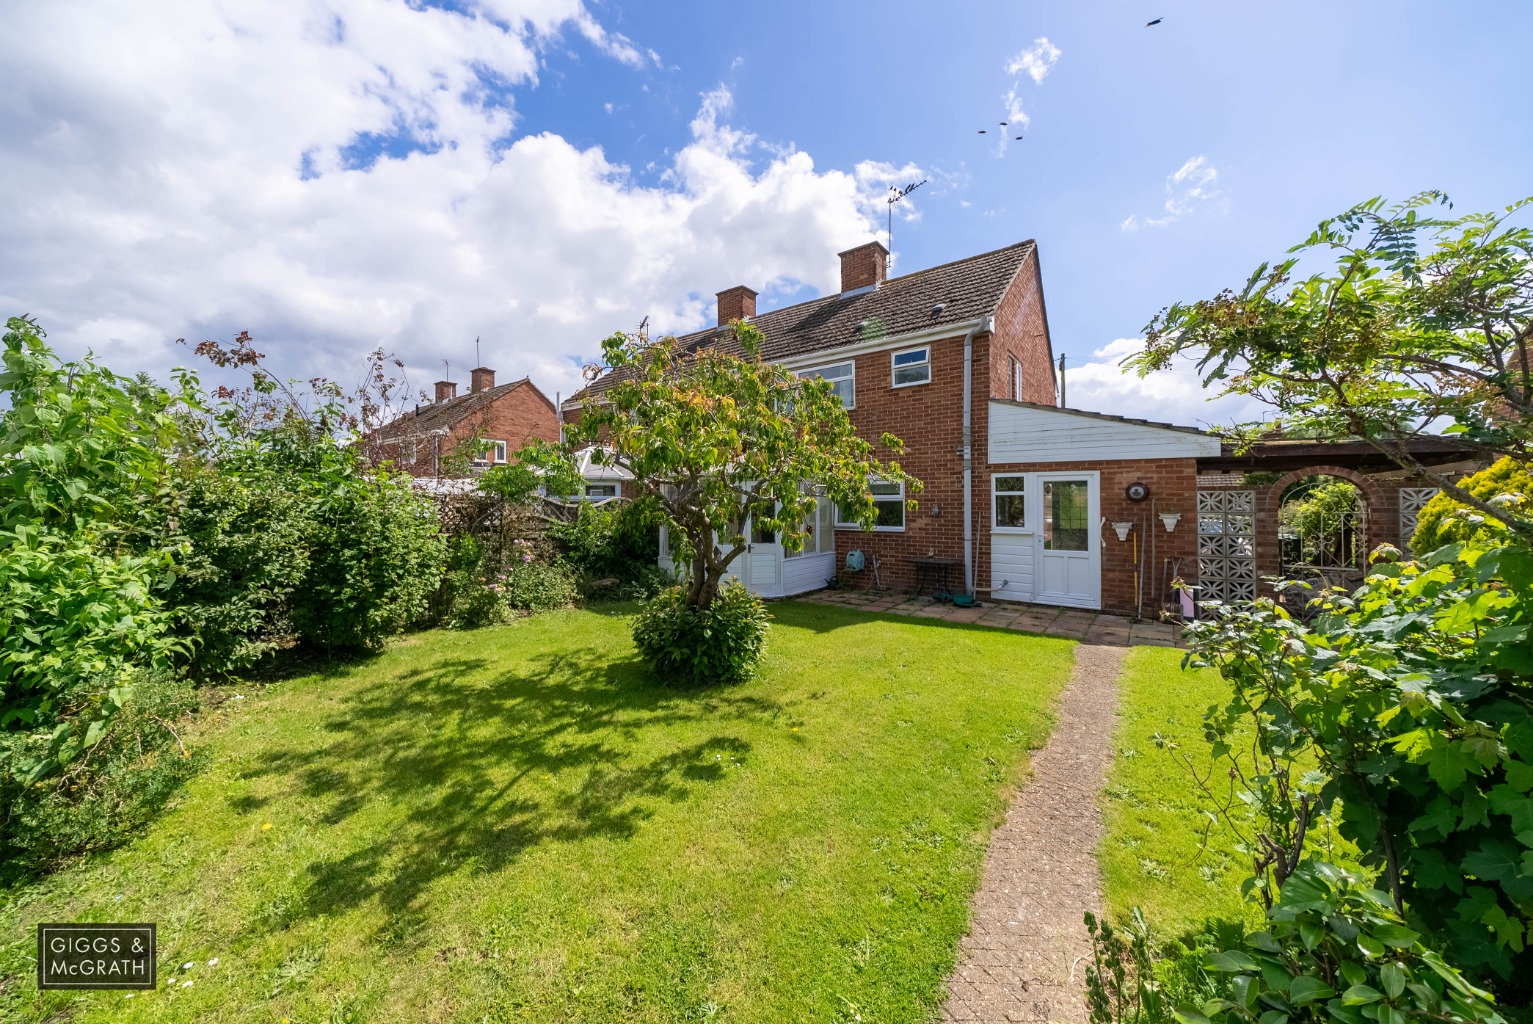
794, 589, 1183, 647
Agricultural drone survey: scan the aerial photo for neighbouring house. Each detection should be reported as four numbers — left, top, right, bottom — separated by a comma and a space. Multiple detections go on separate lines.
368, 366, 560, 478
565, 239, 1475, 617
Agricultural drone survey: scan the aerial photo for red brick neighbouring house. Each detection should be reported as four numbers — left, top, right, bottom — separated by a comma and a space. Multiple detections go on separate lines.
370, 368, 559, 477
565, 239, 1473, 617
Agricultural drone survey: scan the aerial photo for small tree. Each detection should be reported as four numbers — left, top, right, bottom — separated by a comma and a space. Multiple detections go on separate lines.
1129, 192, 1533, 539
542, 322, 920, 610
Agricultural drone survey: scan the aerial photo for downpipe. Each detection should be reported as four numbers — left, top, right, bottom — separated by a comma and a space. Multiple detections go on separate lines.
962, 316, 993, 597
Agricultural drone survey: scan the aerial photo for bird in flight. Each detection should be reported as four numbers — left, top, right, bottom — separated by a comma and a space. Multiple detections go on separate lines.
1146, 17, 1163, 26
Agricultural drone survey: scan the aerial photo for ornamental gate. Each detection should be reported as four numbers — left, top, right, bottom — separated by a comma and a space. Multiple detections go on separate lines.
1196, 489, 1257, 603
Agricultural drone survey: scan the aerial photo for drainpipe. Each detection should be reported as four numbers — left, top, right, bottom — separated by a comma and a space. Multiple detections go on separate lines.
962, 316, 993, 597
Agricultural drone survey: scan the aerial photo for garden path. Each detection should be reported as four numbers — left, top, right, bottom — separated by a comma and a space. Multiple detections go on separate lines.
939, 643, 1127, 1023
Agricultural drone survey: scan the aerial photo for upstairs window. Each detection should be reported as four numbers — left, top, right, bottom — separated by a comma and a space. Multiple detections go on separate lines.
891, 346, 931, 387
481, 440, 508, 464
800, 361, 856, 408
1010, 355, 1023, 401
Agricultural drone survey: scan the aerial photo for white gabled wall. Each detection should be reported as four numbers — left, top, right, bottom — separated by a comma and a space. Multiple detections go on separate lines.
987, 401, 1221, 464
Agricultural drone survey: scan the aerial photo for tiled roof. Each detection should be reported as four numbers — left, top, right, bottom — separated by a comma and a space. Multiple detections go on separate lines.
571, 240, 1036, 402
372, 377, 545, 440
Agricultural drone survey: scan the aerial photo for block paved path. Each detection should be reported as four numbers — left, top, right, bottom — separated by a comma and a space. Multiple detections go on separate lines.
939, 643, 1127, 1023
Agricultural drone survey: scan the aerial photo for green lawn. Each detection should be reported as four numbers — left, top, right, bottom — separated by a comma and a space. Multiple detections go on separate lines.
1, 602, 1074, 1024
1099, 647, 1358, 941
1099, 646, 1258, 939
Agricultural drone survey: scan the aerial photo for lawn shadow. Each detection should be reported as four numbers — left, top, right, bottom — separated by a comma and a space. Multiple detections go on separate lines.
236, 642, 785, 941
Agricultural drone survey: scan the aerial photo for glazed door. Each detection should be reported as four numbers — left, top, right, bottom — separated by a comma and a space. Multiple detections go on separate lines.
1034, 473, 1100, 609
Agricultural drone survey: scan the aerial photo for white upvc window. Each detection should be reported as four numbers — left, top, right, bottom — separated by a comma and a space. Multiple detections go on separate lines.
799, 361, 856, 408
785, 497, 837, 558
993, 474, 1028, 530
481, 439, 508, 463
1010, 355, 1023, 401
891, 346, 931, 387
585, 483, 618, 499
836, 479, 906, 532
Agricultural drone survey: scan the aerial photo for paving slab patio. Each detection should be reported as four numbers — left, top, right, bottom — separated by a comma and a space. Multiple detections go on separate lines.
794, 590, 1182, 648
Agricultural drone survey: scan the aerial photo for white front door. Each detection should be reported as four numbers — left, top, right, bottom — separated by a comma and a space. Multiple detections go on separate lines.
1034, 472, 1100, 609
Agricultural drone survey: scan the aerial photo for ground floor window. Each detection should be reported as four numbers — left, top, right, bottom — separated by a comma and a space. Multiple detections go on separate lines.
836, 480, 905, 531
993, 474, 1027, 529
585, 483, 617, 499
785, 497, 836, 557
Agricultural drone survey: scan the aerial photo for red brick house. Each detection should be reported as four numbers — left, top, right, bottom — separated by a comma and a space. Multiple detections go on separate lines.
566, 240, 1471, 617
370, 367, 559, 477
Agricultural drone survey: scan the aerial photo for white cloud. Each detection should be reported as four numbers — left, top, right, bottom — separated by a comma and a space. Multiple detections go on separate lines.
1064, 338, 1270, 428
1005, 37, 1061, 86
996, 37, 1058, 157
0, 1, 914, 403
1120, 155, 1228, 232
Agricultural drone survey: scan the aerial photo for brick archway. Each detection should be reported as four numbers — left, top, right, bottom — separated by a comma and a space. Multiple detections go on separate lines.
1250, 465, 1398, 596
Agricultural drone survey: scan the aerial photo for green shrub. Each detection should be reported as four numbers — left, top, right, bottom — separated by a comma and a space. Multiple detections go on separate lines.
497, 558, 579, 613
1412, 457, 1533, 552
290, 474, 447, 652
163, 466, 313, 674
1, 671, 201, 880
1182, 536, 1533, 983
631, 582, 769, 687
1186, 861, 1504, 1024
547, 498, 660, 589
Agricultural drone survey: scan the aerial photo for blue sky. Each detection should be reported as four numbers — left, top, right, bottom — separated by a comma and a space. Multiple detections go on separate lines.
2, 0, 1529, 424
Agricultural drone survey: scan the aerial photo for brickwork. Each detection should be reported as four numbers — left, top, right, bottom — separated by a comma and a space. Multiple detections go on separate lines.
833, 332, 971, 592
838, 240, 889, 292
715, 285, 757, 324
986, 248, 1057, 405
377, 381, 559, 478
980, 457, 1200, 618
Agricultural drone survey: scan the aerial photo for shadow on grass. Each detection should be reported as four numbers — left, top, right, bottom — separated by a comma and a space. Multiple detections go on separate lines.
235, 641, 785, 941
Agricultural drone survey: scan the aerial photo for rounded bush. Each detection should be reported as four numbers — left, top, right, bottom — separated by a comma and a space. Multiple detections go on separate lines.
1412, 456, 1533, 552
631, 582, 769, 687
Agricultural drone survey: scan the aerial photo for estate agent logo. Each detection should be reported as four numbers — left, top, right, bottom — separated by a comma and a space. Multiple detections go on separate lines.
37, 923, 157, 990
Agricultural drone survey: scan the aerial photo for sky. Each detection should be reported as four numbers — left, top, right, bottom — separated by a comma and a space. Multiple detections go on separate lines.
3, 0, 1530, 430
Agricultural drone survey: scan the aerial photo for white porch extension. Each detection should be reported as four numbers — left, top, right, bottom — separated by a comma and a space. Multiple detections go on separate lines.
658, 496, 837, 599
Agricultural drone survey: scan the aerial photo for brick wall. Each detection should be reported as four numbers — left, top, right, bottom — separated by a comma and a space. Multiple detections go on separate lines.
831, 331, 972, 592
987, 248, 1057, 405
979, 457, 1201, 618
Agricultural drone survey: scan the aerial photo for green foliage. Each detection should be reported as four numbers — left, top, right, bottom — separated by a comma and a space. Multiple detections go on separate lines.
631, 582, 770, 686
0, 671, 200, 879
1086, 909, 1226, 1024
161, 464, 312, 673
1184, 861, 1504, 1024
1183, 535, 1533, 981
531, 322, 919, 612
1413, 458, 1533, 552
0, 316, 186, 787
546, 498, 663, 595
289, 474, 447, 652
496, 556, 579, 614
1131, 193, 1533, 538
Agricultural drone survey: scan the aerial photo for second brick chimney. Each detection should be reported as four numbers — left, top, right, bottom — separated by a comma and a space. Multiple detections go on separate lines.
838, 241, 889, 293
470, 367, 495, 394
434, 380, 458, 403
716, 285, 758, 325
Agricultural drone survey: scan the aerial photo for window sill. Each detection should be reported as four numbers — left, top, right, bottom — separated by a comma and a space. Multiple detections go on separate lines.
834, 525, 906, 533
890, 378, 931, 389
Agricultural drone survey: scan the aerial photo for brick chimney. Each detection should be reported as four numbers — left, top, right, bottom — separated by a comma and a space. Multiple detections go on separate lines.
470, 367, 495, 394
716, 285, 757, 325
839, 241, 889, 293
434, 380, 457, 403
